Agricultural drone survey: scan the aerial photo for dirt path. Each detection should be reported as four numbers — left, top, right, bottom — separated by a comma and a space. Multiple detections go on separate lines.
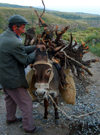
0, 52, 100, 135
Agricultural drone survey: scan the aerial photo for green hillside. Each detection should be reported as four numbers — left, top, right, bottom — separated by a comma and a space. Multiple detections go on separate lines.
0, 6, 89, 33
47, 11, 100, 28
0, 3, 100, 56
0, 3, 100, 32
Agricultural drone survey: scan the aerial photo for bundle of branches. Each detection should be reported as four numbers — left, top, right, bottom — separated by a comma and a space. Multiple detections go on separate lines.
24, 0, 99, 80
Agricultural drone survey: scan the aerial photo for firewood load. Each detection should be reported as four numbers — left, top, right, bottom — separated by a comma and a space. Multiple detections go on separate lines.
25, 0, 99, 104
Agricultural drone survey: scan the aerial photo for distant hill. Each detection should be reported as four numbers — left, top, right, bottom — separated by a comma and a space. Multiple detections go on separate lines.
0, 3, 100, 32
0, 3, 28, 8
0, 6, 88, 32
47, 11, 100, 28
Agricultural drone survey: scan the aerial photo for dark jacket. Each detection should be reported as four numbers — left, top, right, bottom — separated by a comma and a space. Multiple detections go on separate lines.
0, 28, 36, 89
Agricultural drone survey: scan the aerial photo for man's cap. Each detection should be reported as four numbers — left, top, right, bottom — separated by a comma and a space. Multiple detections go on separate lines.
8, 15, 28, 25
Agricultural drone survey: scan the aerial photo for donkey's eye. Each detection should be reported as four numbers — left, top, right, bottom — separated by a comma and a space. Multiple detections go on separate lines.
46, 69, 52, 74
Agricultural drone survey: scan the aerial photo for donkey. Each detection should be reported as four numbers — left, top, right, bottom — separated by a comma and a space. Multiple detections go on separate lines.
27, 49, 61, 119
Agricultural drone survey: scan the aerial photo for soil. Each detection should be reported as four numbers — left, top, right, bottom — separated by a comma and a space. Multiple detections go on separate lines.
0, 52, 100, 135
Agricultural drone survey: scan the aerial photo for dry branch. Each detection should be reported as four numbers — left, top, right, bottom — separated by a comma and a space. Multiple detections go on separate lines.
40, 0, 45, 17
25, 1, 99, 80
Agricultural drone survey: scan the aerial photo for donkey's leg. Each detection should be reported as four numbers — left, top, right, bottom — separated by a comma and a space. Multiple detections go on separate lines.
53, 97, 59, 119
44, 99, 49, 119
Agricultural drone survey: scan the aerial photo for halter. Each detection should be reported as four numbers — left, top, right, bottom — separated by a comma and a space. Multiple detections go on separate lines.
33, 60, 52, 68
33, 60, 54, 89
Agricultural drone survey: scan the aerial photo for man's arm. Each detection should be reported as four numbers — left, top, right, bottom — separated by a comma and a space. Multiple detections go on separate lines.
12, 44, 46, 66
24, 45, 36, 54
24, 44, 46, 54
12, 45, 36, 66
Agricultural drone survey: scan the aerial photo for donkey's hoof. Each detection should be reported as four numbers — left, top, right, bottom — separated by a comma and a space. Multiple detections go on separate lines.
44, 117, 47, 119
55, 116, 59, 119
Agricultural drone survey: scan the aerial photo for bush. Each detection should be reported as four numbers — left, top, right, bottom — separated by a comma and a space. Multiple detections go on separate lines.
89, 43, 100, 56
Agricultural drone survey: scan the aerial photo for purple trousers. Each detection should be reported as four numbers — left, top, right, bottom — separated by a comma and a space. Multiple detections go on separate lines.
4, 87, 35, 131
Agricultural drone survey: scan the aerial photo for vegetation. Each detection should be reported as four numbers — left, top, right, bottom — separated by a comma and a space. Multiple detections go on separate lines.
63, 27, 100, 56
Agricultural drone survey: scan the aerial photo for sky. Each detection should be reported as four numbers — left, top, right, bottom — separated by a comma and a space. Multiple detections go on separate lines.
0, 0, 100, 15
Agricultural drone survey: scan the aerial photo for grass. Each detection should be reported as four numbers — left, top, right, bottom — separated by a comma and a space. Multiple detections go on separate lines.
89, 43, 100, 57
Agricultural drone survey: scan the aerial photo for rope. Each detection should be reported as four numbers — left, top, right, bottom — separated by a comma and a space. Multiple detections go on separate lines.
48, 93, 100, 120
48, 94, 72, 120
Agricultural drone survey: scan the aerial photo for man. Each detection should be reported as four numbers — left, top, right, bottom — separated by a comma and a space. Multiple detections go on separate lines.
0, 15, 45, 133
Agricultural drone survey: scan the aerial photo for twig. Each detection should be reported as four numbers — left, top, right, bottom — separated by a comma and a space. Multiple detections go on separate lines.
60, 47, 93, 76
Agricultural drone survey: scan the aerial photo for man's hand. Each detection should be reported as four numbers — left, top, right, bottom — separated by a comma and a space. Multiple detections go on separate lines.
36, 44, 46, 51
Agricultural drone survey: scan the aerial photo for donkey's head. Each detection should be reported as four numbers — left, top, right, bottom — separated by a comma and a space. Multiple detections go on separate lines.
32, 48, 54, 98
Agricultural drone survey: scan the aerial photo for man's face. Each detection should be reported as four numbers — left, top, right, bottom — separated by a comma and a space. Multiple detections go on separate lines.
17, 24, 25, 34
12, 24, 25, 36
